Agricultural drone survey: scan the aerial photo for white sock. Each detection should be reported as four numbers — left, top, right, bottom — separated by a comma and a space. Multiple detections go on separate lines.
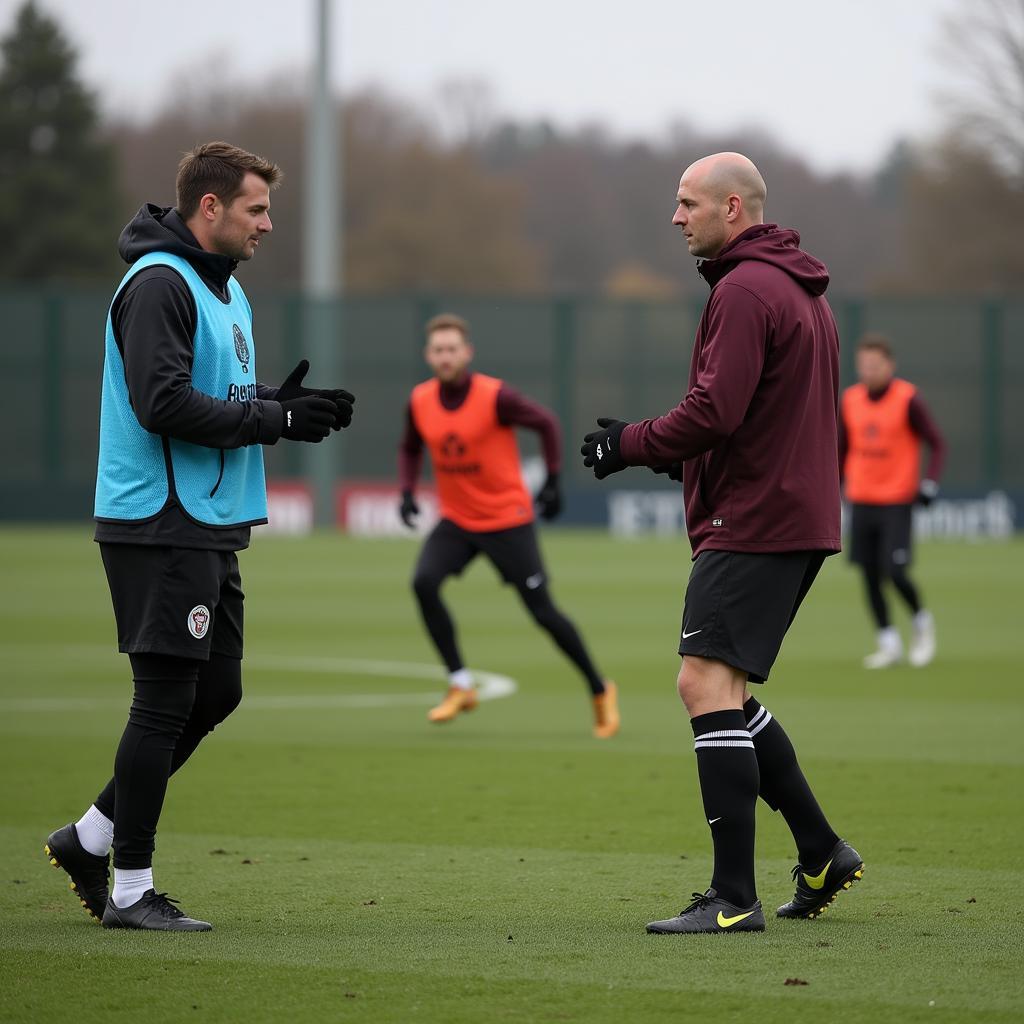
449, 668, 473, 690
112, 867, 154, 908
914, 609, 933, 631
75, 804, 113, 857
878, 626, 902, 653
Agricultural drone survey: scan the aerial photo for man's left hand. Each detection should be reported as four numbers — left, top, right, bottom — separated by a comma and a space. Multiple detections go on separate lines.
535, 472, 562, 520
916, 479, 939, 506
581, 418, 629, 480
651, 462, 683, 482
277, 359, 355, 430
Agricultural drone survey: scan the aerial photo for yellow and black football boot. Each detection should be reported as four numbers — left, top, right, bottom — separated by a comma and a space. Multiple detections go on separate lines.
777, 839, 864, 919
646, 888, 765, 934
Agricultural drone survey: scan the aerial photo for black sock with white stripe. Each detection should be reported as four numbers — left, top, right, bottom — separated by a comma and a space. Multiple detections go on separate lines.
690, 709, 759, 908
744, 696, 839, 867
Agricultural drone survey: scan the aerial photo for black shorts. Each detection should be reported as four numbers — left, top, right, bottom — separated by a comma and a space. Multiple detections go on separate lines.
848, 503, 913, 572
99, 543, 244, 660
679, 550, 826, 683
414, 519, 546, 591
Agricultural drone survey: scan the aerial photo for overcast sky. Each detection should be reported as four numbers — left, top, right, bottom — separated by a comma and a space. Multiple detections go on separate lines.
4, 0, 956, 174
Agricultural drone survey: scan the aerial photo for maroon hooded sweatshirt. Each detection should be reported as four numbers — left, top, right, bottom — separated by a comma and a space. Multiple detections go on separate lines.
619, 223, 841, 559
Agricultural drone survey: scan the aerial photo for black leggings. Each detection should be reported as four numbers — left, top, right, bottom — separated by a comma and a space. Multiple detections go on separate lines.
513, 582, 605, 695
94, 652, 242, 869
862, 562, 922, 629
412, 566, 605, 695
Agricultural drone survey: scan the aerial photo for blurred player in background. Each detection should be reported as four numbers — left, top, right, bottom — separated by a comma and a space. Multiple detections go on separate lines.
840, 334, 946, 669
44, 142, 355, 932
399, 314, 619, 738
582, 153, 862, 934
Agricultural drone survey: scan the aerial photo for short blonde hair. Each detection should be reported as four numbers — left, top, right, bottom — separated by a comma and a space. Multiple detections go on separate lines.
856, 332, 894, 359
425, 313, 470, 342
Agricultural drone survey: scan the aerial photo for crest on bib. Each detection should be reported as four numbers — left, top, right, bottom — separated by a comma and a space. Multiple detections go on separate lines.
441, 433, 466, 458
232, 324, 250, 374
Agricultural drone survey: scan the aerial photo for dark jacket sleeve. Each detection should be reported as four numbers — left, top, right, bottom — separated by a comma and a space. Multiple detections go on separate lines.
837, 406, 849, 485
398, 402, 424, 492
114, 269, 283, 448
619, 282, 770, 465
496, 385, 561, 474
908, 392, 946, 482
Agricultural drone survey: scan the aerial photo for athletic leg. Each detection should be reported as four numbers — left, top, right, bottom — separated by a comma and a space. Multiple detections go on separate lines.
757, 556, 865, 919
54, 547, 218, 930
861, 561, 891, 630
890, 565, 922, 613
744, 695, 838, 865
883, 504, 935, 666
677, 656, 759, 909
412, 522, 481, 721
856, 509, 902, 667
109, 654, 198, 899
411, 521, 475, 675
95, 548, 246, 818
742, 555, 840, 863
515, 580, 619, 737
648, 551, 845, 934
92, 654, 241, 831
747, 683, 865, 921
480, 523, 618, 735
515, 582, 605, 696
169, 654, 243, 771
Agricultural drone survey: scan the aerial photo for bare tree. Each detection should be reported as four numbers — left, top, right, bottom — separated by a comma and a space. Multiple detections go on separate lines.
112, 84, 542, 293
905, 136, 1024, 291
434, 77, 497, 146
936, 0, 1024, 179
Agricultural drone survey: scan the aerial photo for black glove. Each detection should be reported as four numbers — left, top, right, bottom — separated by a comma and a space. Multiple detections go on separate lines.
399, 489, 419, 529
277, 359, 355, 430
916, 479, 939, 507
651, 462, 684, 482
279, 394, 337, 442
580, 418, 629, 480
535, 472, 562, 520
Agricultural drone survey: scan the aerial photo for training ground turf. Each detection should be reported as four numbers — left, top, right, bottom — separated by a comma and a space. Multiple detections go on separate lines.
1, 527, 1022, 1023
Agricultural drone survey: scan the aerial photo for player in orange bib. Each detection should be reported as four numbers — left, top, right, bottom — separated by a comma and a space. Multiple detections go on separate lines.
840, 334, 946, 668
398, 313, 619, 738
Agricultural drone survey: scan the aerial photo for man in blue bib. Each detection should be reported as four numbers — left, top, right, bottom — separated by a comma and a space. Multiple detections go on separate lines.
43, 142, 355, 932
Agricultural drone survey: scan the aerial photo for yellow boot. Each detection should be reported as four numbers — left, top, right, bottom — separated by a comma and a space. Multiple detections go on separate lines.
427, 685, 479, 723
592, 681, 620, 739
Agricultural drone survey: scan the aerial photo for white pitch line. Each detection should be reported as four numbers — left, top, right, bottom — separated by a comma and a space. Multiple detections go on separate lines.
0, 656, 517, 713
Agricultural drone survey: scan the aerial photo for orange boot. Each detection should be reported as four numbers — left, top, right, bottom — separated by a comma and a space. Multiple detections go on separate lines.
427, 686, 479, 723
592, 680, 620, 739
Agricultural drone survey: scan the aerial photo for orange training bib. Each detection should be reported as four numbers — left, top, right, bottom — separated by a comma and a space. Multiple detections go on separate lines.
410, 374, 534, 532
842, 378, 921, 504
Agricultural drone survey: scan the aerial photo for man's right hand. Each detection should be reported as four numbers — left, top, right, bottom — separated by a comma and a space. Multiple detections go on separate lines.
279, 395, 337, 443
399, 490, 420, 529
277, 359, 355, 430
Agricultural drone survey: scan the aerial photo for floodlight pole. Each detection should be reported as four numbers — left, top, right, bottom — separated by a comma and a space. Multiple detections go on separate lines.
303, 0, 342, 528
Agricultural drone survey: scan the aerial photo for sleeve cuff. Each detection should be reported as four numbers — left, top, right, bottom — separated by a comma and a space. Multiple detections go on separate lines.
619, 423, 643, 464
258, 400, 285, 444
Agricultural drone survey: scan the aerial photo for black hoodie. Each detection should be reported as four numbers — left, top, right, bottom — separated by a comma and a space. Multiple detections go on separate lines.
94, 204, 285, 550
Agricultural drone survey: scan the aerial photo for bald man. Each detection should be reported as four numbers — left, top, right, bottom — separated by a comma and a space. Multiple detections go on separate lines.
582, 153, 863, 934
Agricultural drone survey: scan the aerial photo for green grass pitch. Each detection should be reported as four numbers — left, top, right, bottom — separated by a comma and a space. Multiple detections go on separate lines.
1, 527, 1022, 1023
